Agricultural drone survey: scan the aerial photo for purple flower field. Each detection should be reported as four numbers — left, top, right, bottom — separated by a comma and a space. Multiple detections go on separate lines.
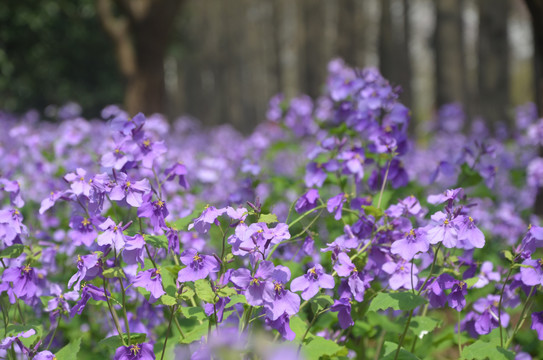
1, 59, 543, 359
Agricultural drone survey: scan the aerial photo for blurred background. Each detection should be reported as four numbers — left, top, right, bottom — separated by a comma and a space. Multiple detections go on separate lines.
0, 0, 537, 136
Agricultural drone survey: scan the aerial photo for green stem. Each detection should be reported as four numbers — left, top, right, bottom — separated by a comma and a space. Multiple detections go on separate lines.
498, 266, 514, 348
394, 309, 414, 360
377, 160, 392, 209
16, 299, 25, 325
46, 315, 62, 350
297, 309, 327, 356
505, 286, 536, 348
119, 279, 131, 345
457, 310, 463, 357
287, 204, 327, 228
239, 306, 254, 334
103, 279, 126, 346
416, 243, 443, 296
160, 306, 175, 360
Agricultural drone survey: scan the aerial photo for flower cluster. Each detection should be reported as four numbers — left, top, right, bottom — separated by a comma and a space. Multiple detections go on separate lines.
0, 59, 541, 360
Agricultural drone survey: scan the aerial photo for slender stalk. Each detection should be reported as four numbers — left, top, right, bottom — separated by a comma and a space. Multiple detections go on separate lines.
416, 243, 442, 296
297, 309, 327, 356
457, 311, 462, 357
287, 204, 327, 228
46, 315, 62, 350
239, 306, 253, 334
16, 300, 25, 325
103, 279, 126, 346
160, 306, 175, 360
374, 331, 387, 360
144, 244, 158, 269
498, 266, 514, 348
173, 315, 185, 339
119, 279, 131, 345
394, 309, 414, 360
377, 160, 392, 209
505, 286, 536, 348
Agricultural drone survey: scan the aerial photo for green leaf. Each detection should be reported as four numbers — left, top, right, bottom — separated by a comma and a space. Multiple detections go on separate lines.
368, 292, 426, 312
258, 213, 278, 224
160, 295, 177, 306
409, 316, 440, 339
502, 250, 514, 262
301, 336, 345, 359
456, 163, 483, 188
55, 337, 81, 360
311, 294, 334, 311
0, 244, 24, 258
98, 333, 147, 351
179, 287, 195, 301
224, 294, 247, 308
179, 306, 207, 321
145, 235, 168, 249
464, 277, 480, 288
179, 320, 209, 344
290, 316, 314, 343
362, 205, 384, 220
216, 286, 237, 297
194, 279, 216, 304
102, 267, 125, 279
381, 341, 421, 360
462, 339, 515, 360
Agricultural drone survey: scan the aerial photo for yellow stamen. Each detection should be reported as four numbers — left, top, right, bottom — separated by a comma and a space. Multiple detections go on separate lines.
468, 216, 473, 222
23, 265, 31, 273
125, 181, 131, 187
130, 344, 141, 355
193, 254, 202, 261
308, 267, 317, 275
157, 200, 164, 207
444, 219, 449, 225
143, 139, 150, 147
82, 218, 90, 226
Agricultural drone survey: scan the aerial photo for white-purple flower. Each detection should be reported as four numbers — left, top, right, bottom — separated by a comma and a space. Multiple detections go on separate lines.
177, 249, 220, 282
290, 264, 335, 300
391, 228, 430, 261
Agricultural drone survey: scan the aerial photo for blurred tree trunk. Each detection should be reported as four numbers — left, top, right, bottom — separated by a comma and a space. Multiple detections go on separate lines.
478, 0, 510, 130
524, 0, 543, 216
96, 0, 182, 116
379, 0, 412, 111
337, 0, 358, 65
433, 0, 466, 108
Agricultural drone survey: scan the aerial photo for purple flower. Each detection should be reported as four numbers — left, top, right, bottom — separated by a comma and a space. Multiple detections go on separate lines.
101, 140, 132, 170
426, 274, 456, 308
330, 298, 354, 329
133, 268, 165, 302
531, 311, 543, 340
386, 195, 423, 218
0, 208, 26, 245
327, 193, 347, 220
68, 253, 101, 291
70, 284, 109, 317
110, 112, 145, 135
333, 252, 356, 277
295, 189, 320, 214
427, 188, 464, 206
109, 172, 150, 207
97, 218, 128, 249
470, 295, 509, 335
456, 216, 485, 249
188, 206, 225, 234
427, 211, 458, 248
177, 249, 220, 282
382, 260, 418, 291
138, 195, 169, 233
39, 190, 66, 214
46, 284, 79, 317
520, 259, 543, 287
0, 178, 23, 207
68, 216, 98, 247
290, 264, 335, 300
123, 234, 145, 268
34, 351, 56, 360
231, 261, 275, 306
2, 264, 38, 301
265, 313, 295, 341
447, 280, 468, 311
137, 138, 166, 168
473, 261, 501, 288
264, 266, 300, 320
305, 162, 327, 188
391, 228, 429, 261
204, 296, 231, 323
64, 168, 92, 197
114, 343, 155, 360
338, 147, 365, 181
165, 162, 189, 189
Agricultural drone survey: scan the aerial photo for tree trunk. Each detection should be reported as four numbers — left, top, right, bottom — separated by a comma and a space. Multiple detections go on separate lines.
478, 0, 510, 131
96, 0, 182, 116
523, 0, 543, 216
433, 0, 466, 108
